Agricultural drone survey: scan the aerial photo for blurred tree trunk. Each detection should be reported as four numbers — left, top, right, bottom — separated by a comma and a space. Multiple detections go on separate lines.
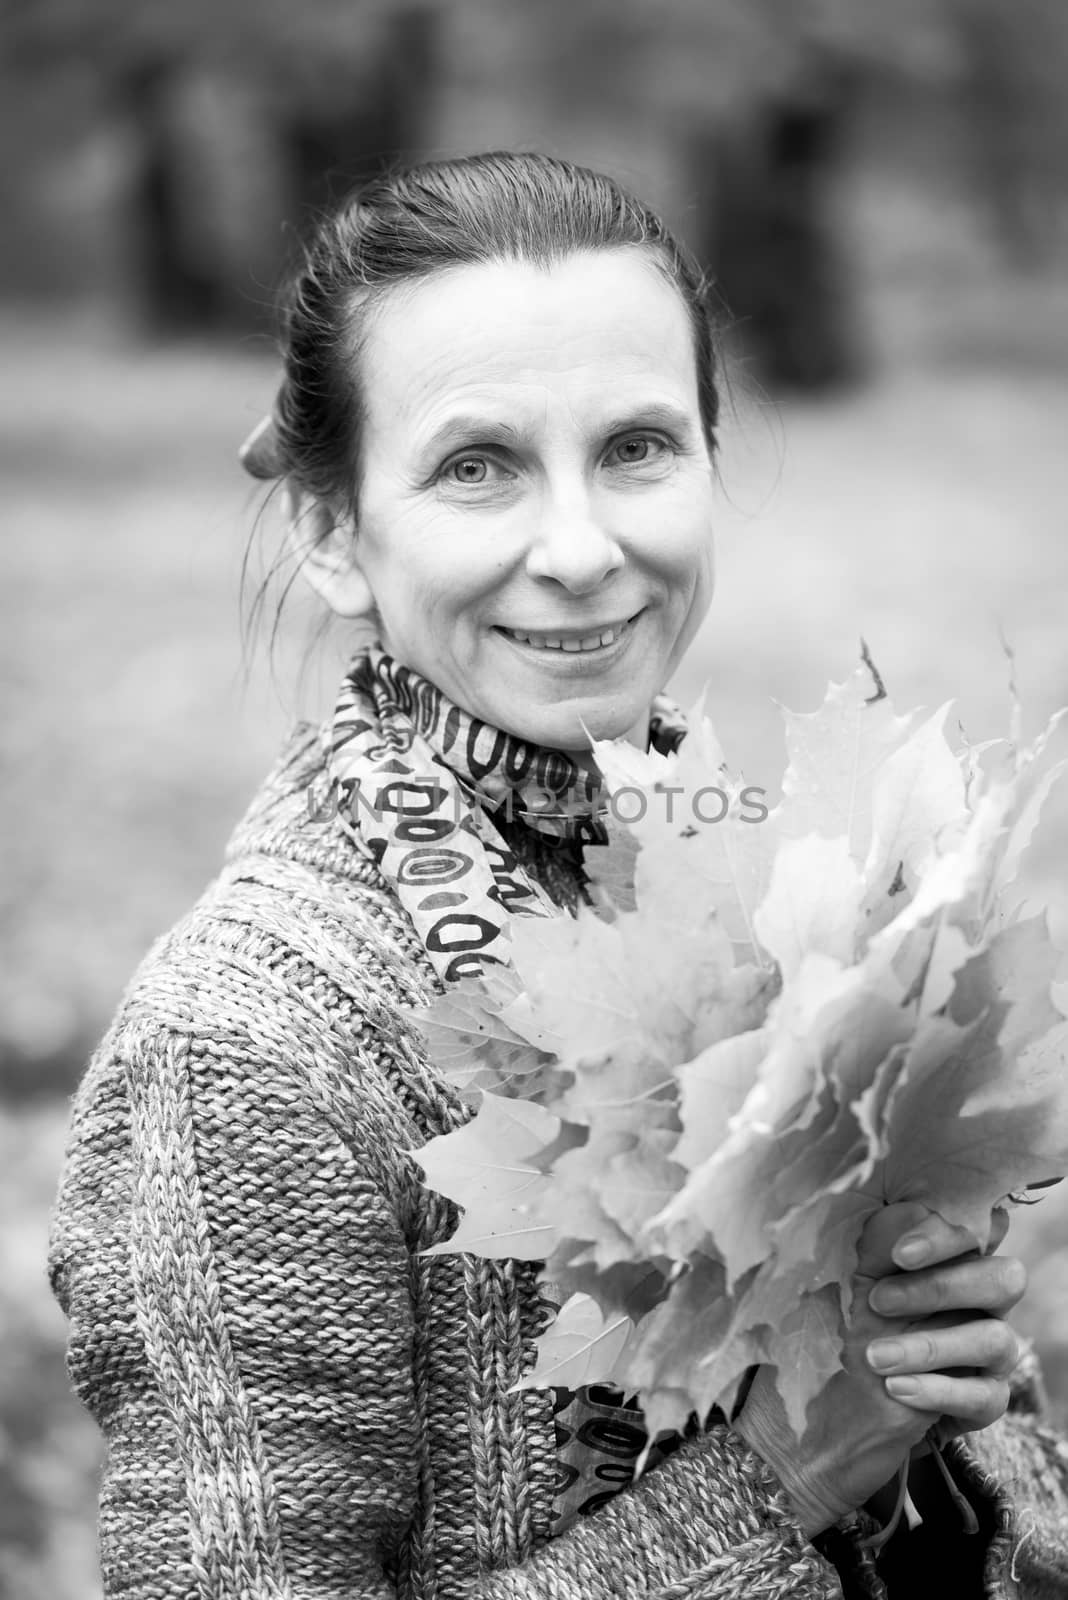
118, 57, 225, 332
288, 6, 441, 237
693, 72, 860, 392
958, 4, 1063, 268
116, 5, 440, 333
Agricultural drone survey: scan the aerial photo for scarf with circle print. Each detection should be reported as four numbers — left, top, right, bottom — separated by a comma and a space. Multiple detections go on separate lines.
326, 644, 695, 1533
326, 646, 686, 982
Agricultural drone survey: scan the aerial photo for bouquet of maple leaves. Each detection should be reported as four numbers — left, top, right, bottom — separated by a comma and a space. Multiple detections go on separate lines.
409, 654, 1068, 1456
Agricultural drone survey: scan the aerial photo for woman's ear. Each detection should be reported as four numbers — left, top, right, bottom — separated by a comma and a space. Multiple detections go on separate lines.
283, 481, 377, 619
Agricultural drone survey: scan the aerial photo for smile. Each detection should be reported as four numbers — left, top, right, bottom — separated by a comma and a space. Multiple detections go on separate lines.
495, 614, 641, 653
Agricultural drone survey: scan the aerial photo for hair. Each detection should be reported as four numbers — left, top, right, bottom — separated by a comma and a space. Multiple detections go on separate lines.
241, 151, 723, 674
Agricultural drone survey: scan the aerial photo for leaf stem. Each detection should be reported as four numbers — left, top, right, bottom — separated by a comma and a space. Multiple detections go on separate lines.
860, 1457, 912, 1551
578, 1076, 676, 1109
927, 1431, 979, 1535
859, 1432, 978, 1554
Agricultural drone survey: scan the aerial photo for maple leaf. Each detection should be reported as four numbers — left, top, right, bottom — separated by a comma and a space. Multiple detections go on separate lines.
613, 1256, 743, 1435
590, 734, 680, 793
763, 1045, 910, 1315
505, 890, 748, 1131
912, 918, 974, 1016
538, 1126, 666, 1270
581, 807, 640, 915
693, 1343, 769, 1440
767, 1055, 896, 1227
867, 779, 1020, 959
859, 701, 968, 938
690, 963, 781, 1054
761, 1192, 877, 1321
649, 956, 910, 1279
545, 1258, 667, 1323
769, 1286, 846, 1438
636, 791, 776, 972
406, 966, 549, 1090
596, 1127, 688, 1243
593, 712, 778, 969
412, 1090, 561, 1208
946, 913, 1064, 1064
775, 659, 918, 862
619, 900, 736, 1065
405, 658, 1068, 1459
510, 1291, 635, 1392
957, 728, 1009, 805
671, 1030, 769, 1172
424, 1207, 559, 1260
994, 745, 1068, 902
505, 910, 633, 1067
412, 1091, 562, 1260
647, 1116, 811, 1280
753, 834, 864, 979
731, 951, 889, 1136
1008, 1017, 1068, 1123
874, 1008, 1068, 1247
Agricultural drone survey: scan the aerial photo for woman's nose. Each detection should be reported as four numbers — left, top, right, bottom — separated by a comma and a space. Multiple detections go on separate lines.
524, 490, 624, 592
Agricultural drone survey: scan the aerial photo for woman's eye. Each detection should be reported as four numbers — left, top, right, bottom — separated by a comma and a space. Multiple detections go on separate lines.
607, 434, 672, 469
449, 455, 489, 484
442, 452, 512, 487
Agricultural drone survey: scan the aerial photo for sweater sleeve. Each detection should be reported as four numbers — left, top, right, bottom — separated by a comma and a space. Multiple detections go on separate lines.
48, 1017, 420, 1600
946, 1384, 1068, 1596
811, 1346, 1068, 1600
468, 1429, 842, 1600
48, 1004, 847, 1600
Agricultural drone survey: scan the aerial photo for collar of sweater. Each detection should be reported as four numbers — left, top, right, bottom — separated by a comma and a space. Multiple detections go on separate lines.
223, 718, 590, 919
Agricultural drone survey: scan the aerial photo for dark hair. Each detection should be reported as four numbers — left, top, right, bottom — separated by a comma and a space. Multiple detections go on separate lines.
252, 150, 721, 515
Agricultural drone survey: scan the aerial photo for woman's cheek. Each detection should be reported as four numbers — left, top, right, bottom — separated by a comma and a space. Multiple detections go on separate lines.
647, 517, 715, 595
633, 472, 714, 557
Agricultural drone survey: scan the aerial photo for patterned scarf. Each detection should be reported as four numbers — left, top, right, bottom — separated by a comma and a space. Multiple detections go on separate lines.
326, 645, 693, 1535
327, 647, 686, 983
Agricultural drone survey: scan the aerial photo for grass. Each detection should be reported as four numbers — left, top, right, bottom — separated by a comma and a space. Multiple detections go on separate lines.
2, 301, 1068, 1597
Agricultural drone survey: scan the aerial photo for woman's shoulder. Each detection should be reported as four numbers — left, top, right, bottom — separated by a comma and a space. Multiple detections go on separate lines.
104, 719, 440, 1084
63, 721, 462, 1207
220, 716, 371, 883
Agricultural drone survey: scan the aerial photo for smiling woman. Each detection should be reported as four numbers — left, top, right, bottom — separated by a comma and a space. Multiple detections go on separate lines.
292, 251, 716, 752
48, 151, 1068, 1600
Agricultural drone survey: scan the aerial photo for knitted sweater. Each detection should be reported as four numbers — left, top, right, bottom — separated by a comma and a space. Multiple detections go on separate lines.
48, 721, 1068, 1600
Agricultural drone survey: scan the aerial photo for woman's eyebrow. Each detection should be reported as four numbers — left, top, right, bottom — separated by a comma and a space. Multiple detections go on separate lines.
597, 401, 694, 436
417, 400, 695, 457
419, 414, 526, 453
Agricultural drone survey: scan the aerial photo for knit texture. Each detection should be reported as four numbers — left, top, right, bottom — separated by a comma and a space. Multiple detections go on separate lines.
49, 720, 1068, 1599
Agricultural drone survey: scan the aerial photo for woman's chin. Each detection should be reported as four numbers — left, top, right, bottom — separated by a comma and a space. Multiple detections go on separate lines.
489, 696, 650, 754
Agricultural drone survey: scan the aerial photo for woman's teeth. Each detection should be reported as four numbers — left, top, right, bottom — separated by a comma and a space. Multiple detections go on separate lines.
504, 624, 624, 652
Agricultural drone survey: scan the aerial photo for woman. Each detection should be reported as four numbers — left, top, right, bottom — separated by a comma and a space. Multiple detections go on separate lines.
48, 152, 1068, 1599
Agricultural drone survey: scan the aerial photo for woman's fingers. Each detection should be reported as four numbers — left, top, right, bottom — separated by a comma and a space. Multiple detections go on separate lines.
881, 1372, 1011, 1428
868, 1253, 1027, 1319
856, 1203, 1005, 1281
856, 1202, 936, 1276
886, 1211, 991, 1272
867, 1317, 1021, 1379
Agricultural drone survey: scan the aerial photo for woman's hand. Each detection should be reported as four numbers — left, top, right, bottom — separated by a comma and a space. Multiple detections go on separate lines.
732, 1201, 1025, 1539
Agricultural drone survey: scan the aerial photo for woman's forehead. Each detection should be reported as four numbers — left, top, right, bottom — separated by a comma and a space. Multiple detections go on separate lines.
359, 251, 700, 440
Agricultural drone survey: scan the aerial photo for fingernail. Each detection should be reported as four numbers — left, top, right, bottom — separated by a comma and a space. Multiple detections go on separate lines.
870, 1281, 907, 1313
893, 1235, 932, 1268
867, 1339, 906, 1373
886, 1376, 920, 1400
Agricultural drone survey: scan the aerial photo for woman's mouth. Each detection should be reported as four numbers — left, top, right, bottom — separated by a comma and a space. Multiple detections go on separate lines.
494, 612, 642, 654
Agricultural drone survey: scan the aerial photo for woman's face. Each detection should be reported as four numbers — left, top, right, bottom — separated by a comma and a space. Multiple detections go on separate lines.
344, 249, 716, 751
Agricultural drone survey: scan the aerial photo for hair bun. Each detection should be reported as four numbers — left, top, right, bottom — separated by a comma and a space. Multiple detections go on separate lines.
239, 414, 284, 479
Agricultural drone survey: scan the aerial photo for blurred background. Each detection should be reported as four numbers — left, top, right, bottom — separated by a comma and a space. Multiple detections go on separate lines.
3, 1, 1068, 1594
